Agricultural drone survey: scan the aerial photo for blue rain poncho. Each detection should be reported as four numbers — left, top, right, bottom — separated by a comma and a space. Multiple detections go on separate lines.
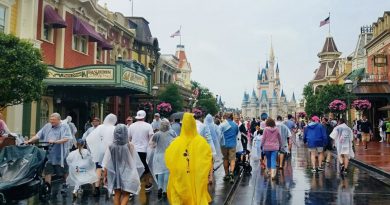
204, 114, 223, 163
102, 124, 144, 194
86, 114, 117, 165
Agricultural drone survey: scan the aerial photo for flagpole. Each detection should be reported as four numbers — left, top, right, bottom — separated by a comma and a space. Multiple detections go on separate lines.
328, 12, 331, 36
131, 0, 134, 17
179, 25, 182, 46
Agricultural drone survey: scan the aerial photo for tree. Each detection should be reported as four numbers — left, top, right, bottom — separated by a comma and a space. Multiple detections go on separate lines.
303, 83, 318, 117
0, 33, 48, 110
158, 84, 184, 112
191, 81, 219, 115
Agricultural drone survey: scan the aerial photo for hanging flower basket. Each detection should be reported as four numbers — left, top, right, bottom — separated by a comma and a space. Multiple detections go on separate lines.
328, 99, 347, 114
157, 102, 172, 118
352, 99, 372, 111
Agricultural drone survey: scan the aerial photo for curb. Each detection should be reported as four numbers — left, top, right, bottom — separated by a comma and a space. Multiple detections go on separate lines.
350, 158, 390, 179
223, 168, 244, 205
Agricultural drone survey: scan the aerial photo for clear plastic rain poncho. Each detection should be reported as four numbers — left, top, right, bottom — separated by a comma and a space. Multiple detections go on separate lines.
147, 120, 175, 182
204, 114, 223, 163
165, 113, 212, 205
66, 148, 98, 187
86, 114, 117, 164
102, 124, 144, 194
251, 130, 263, 160
196, 119, 217, 157
330, 123, 355, 158
61, 116, 78, 149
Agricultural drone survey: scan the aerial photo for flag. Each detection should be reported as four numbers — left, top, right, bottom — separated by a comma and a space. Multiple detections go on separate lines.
320, 16, 330, 27
170, 29, 181, 38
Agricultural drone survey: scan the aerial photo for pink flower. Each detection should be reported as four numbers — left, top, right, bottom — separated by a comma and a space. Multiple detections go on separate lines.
329, 99, 347, 112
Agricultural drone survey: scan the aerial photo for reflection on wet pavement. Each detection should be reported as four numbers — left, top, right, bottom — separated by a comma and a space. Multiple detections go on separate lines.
231, 141, 390, 205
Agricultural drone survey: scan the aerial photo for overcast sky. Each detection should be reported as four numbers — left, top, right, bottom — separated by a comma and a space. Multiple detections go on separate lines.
99, 0, 387, 108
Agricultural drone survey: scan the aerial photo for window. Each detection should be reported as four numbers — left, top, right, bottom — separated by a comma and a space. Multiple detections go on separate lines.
96, 47, 102, 61
72, 35, 88, 54
40, 101, 49, 127
43, 24, 53, 42
0, 5, 6, 33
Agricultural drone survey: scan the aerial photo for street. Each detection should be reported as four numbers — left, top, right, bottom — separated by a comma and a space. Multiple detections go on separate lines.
230, 141, 390, 204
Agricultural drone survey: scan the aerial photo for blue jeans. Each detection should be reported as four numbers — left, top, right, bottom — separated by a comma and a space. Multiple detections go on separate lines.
265, 151, 278, 169
157, 172, 169, 192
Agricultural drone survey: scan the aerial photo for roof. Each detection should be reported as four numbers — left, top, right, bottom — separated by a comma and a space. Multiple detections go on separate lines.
291, 92, 296, 102
127, 17, 157, 45
281, 89, 285, 97
313, 63, 326, 80
242, 92, 249, 102
345, 68, 365, 81
260, 90, 268, 102
313, 60, 339, 80
276, 63, 279, 73
265, 61, 269, 69
259, 68, 268, 81
353, 83, 390, 94
321, 36, 339, 53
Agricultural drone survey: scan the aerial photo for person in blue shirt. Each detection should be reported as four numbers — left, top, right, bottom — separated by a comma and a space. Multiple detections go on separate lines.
220, 112, 239, 183
304, 116, 328, 173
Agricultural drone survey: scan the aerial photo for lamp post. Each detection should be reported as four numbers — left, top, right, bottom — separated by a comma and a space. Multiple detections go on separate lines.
152, 86, 159, 115
188, 97, 193, 112
344, 79, 353, 126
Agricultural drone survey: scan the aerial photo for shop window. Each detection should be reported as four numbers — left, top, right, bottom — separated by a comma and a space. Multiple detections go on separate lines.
40, 100, 49, 127
72, 35, 88, 54
0, 5, 6, 33
43, 24, 53, 42
96, 47, 102, 61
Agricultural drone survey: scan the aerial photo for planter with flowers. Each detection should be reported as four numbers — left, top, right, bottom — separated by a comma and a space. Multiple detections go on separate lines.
298, 111, 307, 119
193, 108, 204, 119
157, 102, 172, 118
352, 99, 371, 119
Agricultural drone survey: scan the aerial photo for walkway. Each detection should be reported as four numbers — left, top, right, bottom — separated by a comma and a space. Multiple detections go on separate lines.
229, 140, 390, 204
354, 141, 390, 174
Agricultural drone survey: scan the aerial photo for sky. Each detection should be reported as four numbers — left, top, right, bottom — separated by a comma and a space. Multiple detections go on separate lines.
99, 0, 388, 108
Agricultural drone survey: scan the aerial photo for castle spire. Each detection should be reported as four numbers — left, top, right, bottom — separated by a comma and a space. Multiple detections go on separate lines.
269, 39, 275, 63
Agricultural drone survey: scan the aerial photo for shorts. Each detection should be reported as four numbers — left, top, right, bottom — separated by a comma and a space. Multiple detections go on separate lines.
44, 162, 68, 176
221, 147, 236, 161
362, 133, 370, 142
95, 162, 102, 169
138, 152, 150, 174
308, 147, 323, 153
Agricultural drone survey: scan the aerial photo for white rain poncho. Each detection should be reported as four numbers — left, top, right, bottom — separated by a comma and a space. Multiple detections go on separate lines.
66, 148, 98, 187
86, 114, 117, 164
61, 116, 77, 149
147, 120, 174, 180
330, 123, 355, 158
196, 120, 217, 157
251, 131, 263, 160
276, 121, 291, 153
204, 114, 223, 163
102, 124, 144, 194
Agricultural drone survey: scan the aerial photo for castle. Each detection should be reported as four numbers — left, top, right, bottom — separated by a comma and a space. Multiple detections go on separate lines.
241, 44, 297, 119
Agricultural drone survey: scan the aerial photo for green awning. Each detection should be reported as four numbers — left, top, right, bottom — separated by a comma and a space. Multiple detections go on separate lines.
345, 68, 365, 81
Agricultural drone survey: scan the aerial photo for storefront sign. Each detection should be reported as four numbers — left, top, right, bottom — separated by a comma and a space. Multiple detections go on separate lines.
122, 71, 147, 87
48, 68, 114, 80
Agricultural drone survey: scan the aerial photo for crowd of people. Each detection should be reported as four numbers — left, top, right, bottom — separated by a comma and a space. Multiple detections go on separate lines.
0, 108, 384, 204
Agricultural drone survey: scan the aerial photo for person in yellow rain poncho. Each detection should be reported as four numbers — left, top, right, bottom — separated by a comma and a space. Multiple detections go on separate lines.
165, 112, 212, 205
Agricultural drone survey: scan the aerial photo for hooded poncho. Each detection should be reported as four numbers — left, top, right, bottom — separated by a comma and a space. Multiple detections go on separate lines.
102, 124, 144, 194
66, 148, 98, 187
330, 123, 355, 158
86, 114, 117, 164
165, 113, 212, 205
204, 114, 223, 163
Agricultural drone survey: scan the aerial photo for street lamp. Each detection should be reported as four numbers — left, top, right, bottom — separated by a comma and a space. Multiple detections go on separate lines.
344, 79, 353, 126
188, 97, 193, 112
152, 86, 159, 115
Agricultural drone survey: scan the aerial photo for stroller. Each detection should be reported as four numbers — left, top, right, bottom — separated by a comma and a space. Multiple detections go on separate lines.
234, 149, 252, 175
0, 143, 48, 204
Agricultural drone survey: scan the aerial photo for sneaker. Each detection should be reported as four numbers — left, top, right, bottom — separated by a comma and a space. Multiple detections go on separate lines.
311, 168, 317, 173
157, 189, 163, 198
93, 187, 100, 197
317, 166, 324, 172
364, 147, 368, 150
129, 193, 134, 200
223, 175, 230, 181
340, 164, 345, 173
145, 184, 153, 192
162, 192, 167, 198
229, 175, 234, 184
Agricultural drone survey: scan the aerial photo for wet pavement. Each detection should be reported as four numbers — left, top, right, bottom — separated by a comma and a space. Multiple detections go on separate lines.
230, 140, 390, 205
10, 162, 234, 205
354, 141, 390, 173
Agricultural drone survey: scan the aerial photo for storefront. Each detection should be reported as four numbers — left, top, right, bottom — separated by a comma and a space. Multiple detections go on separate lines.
30, 60, 151, 136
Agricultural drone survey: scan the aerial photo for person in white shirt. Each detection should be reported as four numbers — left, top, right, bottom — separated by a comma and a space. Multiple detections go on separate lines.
128, 110, 154, 192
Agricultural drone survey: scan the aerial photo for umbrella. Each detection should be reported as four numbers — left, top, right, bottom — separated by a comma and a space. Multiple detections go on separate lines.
170, 112, 184, 120
378, 105, 390, 111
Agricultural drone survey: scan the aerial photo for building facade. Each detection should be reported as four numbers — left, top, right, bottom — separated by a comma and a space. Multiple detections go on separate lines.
241, 45, 296, 119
